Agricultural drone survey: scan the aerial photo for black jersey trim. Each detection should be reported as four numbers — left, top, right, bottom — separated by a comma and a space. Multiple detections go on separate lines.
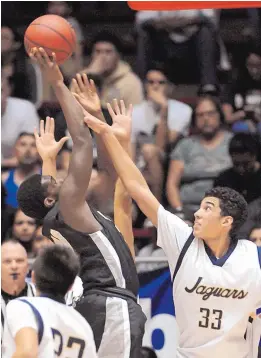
172, 232, 194, 283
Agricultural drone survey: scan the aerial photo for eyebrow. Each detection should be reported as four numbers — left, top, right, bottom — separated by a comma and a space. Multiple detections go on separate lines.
205, 201, 215, 207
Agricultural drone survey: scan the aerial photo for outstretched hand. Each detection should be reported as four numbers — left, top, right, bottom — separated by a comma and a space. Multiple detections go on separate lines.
84, 99, 132, 144
34, 117, 69, 161
71, 73, 101, 115
30, 47, 63, 85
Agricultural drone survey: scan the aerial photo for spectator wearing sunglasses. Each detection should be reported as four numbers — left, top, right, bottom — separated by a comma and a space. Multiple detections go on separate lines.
131, 67, 192, 203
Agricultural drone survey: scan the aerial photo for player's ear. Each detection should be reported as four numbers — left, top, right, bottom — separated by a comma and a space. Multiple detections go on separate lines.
44, 197, 56, 208
221, 216, 233, 230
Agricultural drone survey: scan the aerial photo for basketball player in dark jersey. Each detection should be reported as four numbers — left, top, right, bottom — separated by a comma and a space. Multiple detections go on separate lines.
17, 49, 146, 358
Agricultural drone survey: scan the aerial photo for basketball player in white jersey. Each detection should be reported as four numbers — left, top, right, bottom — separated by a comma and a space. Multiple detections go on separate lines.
82, 99, 261, 358
2, 245, 97, 358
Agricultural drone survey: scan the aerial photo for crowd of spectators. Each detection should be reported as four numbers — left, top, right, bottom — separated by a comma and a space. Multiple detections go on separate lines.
1, 2, 261, 300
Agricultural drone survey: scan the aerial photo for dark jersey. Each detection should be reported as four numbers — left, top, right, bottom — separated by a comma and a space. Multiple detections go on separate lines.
42, 203, 139, 296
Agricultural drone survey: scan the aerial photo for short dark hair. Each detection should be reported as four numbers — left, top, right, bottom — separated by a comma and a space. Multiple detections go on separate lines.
33, 245, 80, 296
204, 187, 248, 239
91, 30, 122, 53
17, 174, 50, 220
16, 132, 35, 142
191, 95, 225, 128
141, 347, 158, 358
229, 133, 259, 157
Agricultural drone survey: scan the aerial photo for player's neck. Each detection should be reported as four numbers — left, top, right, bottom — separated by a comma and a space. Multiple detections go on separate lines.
204, 234, 230, 259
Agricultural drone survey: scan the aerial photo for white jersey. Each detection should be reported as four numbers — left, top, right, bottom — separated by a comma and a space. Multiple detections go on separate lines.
2, 296, 97, 358
157, 205, 261, 358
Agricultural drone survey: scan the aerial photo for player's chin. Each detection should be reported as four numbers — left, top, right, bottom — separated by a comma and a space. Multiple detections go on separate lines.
193, 225, 202, 238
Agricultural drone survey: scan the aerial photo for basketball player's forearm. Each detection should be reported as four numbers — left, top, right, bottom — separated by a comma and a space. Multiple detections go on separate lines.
114, 142, 134, 256
102, 132, 149, 198
42, 158, 57, 179
94, 111, 117, 178
52, 82, 85, 143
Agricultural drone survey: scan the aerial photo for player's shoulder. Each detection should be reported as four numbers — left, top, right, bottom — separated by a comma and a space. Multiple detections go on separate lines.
237, 239, 261, 262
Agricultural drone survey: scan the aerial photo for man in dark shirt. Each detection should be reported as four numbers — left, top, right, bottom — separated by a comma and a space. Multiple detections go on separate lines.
214, 133, 261, 203
221, 45, 261, 130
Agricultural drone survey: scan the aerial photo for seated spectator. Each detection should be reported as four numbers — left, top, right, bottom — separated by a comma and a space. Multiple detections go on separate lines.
237, 197, 261, 239
249, 224, 261, 247
1, 239, 36, 336
221, 44, 261, 132
136, 9, 219, 95
131, 68, 192, 200
8, 209, 37, 258
167, 96, 232, 219
76, 31, 144, 107
1, 25, 39, 102
1, 77, 40, 168
214, 133, 261, 203
2, 132, 41, 208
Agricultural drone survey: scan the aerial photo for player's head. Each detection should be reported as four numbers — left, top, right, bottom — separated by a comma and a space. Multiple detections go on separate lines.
14, 132, 39, 167
192, 96, 225, 140
194, 187, 248, 241
17, 174, 62, 220
1, 239, 28, 292
91, 31, 122, 75
141, 347, 158, 358
32, 245, 80, 297
229, 133, 259, 176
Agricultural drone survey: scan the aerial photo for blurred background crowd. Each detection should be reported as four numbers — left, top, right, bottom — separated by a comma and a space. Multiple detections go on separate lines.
1, 4, 261, 346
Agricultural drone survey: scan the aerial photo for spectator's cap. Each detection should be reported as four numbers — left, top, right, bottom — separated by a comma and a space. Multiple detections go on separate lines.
91, 30, 123, 53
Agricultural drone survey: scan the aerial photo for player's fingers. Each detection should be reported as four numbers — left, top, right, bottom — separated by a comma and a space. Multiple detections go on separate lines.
71, 79, 80, 94
90, 79, 98, 94
107, 103, 115, 120
45, 116, 51, 133
39, 47, 51, 66
40, 119, 45, 136
120, 100, 126, 116
82, 73, 90, 90
49, 117, 55, 134
58, 136, 69, 148
113, 99, 121, 115
35, 48, 45, 67
33, 127, 40, 140
76, 73, 85, 92
127, 104, 133, 118
51, 52, 57, 65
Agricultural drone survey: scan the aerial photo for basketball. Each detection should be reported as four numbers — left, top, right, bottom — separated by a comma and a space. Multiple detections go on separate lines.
24, 14, 76, 64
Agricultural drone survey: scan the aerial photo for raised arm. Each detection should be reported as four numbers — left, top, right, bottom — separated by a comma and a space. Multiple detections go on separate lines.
34, 116, 69, 180
30, 48, 85, 143
71, 74, 116, 178
58, 117, 101, 233
84, 100, 160, 227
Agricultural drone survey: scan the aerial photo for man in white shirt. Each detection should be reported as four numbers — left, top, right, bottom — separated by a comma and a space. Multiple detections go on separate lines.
83, 99, 261, 358
2, 245, 97, 358
1, 77, 40, 167
132, 68, 192, 200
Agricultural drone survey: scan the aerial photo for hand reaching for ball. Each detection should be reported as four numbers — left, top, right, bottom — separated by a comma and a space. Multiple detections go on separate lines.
30, 47, 63, 85
71, 73, 102, 115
